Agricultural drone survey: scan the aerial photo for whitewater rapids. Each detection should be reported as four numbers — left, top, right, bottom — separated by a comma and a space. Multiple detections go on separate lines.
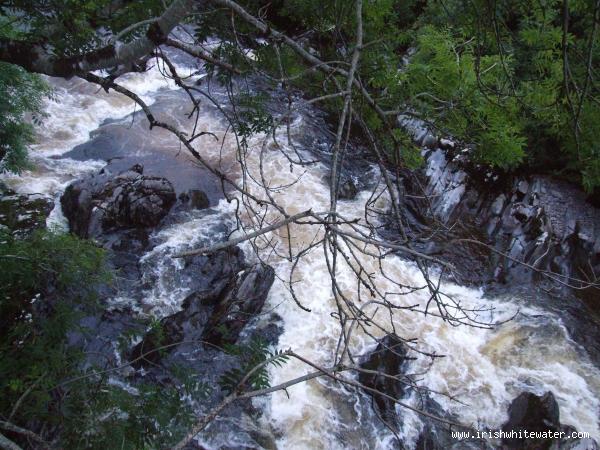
2, 58, 599, 449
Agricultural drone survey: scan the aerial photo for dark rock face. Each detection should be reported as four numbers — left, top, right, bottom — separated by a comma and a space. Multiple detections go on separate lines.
202, 263, 275, 347
178, 247, 247, 304
359, 334, 411, 427
61, 164, 176, 239
501, 391, 560, 449
337, 177, 358, 200
500, 391, 599, 450
131, 251, 276, 366
391, 120, 600, 384
0, 184, 54, 236
130, 248, 246, 367
418, 149, 600, 290
398, 117, 600, 296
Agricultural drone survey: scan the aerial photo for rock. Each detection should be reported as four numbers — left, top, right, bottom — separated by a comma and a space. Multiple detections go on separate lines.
189, 189, 210, 209
130, 249, 278, 367
0, 186, 54, 236
61, 164, 176, 238
490, 194, 507, 217
561, 438, 600, 450
501, 391, 560, 449
202, 263, 275, 347
517, 180, 529, 197
421, 132, 438, 149
358, 334, 411, 427
130, 247, 246, 367
337, 177, 358, 200
439, 138, 456, 149
500, 391, 600, 450
180, 247, 247, 304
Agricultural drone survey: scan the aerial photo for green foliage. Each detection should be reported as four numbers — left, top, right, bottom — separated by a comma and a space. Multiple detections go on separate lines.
413, 0, 600, 189
60, 376, 199, 449
0, 61, 50, 173
232, 92, 274, 145
235, 0, 600, 190
0, 229, 110, 440
401, 27, 526, 169
219, 338, 289, 395
0, 0, 165, 56
0, 228, 109, 323
0, 8, 51, 173
0, 229, 203, 449
2, 0, 600, 188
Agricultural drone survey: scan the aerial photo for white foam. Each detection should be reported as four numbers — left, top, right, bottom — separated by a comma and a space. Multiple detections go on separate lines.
1, 63, 185, 195
225, 120, 600, 448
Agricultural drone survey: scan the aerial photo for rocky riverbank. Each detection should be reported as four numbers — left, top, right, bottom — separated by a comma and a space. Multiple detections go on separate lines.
55, 163, 282, 448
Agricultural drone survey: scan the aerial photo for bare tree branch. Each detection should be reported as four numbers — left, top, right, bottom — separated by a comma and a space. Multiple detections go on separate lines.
0, 0, 194, 77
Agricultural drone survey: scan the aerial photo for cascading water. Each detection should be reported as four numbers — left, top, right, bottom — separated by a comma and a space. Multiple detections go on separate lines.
3, 54, 599, 449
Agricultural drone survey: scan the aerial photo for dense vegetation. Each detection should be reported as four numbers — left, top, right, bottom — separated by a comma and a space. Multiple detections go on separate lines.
242, 0, 600, 191
0, 229, 206, 448
1, 0, 599, 190
0, 227, 287, 448
0, 64, 48, 173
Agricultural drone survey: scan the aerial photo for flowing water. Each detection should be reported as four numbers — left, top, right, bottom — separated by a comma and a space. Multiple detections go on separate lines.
3, 55, 600, 449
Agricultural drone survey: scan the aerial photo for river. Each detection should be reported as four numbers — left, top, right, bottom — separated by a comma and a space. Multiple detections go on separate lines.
2, 51, 599, 449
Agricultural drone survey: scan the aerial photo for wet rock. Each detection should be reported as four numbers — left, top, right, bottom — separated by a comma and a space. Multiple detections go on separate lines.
561, 437, 600, 450
189, 189, 210, 209
501, 391, 560, 449
337, 177, 358, 200
180, 247, 247, 304
358, 334, 411, 427
421, 132, 438, 149
0, 185, 53, 236
129, 249, 278, 367
500, 391, 600, 450
61, 164, 176, 239
399, 117, 600, 294
517, 180, 529, 197
130, 248, 246, 367
202, 263, 275, 347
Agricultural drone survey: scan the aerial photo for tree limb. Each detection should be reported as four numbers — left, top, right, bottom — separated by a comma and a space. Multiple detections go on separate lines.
0, 0, 194, 77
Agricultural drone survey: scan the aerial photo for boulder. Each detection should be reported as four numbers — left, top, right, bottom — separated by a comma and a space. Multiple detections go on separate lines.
501, 391, 560, 449
61, 164, 176, 238
202, 263, 275, 347
337, 177, 358, 200
501, 391, 600, 450
359, 334, 411, 427
189, 189, 210, 209
131, 250, 276, 367
130, 248, 246, 367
